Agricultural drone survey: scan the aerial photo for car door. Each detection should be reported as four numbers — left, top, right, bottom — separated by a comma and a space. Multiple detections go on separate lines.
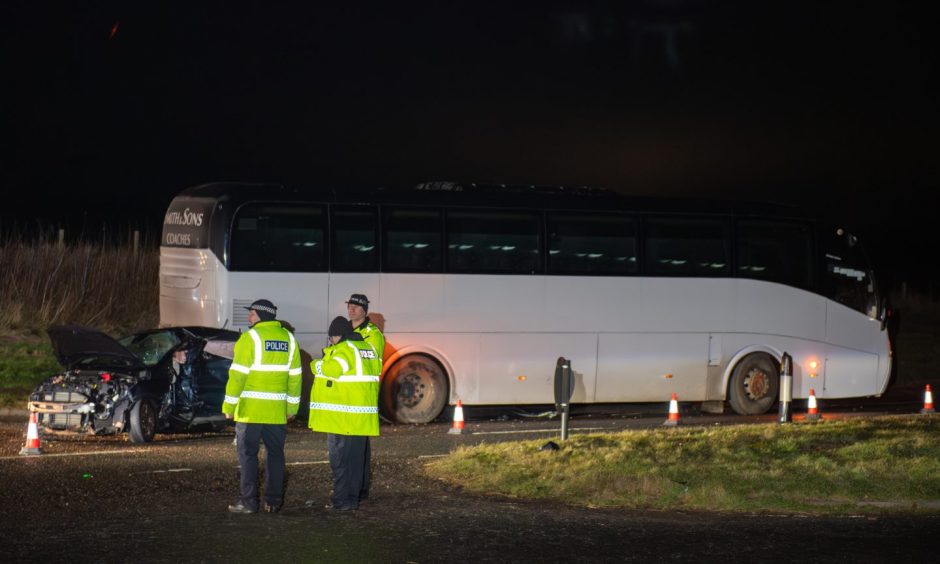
193, 352, 232, 414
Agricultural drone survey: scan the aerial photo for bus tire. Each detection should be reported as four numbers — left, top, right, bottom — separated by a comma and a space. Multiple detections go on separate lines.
381, 354, 448, 424
727, 353, 779, 415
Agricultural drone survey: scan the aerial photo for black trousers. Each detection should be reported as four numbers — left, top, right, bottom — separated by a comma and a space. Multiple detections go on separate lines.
361, 437, 371, 500
327, 433, 368, 509
236, 422, 287, 511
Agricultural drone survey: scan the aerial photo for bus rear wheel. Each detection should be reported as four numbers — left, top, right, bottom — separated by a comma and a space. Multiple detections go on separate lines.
727, 353, 779, 415
381, 354, 448, 424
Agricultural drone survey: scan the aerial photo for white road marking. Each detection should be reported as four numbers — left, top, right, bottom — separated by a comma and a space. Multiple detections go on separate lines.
0, 448, 152, 461
132, 468, 193, 475
231, 460, 329, 469
417, 454, 447, 459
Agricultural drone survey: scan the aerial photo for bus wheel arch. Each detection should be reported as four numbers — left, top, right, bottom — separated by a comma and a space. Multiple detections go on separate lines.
726, 351, 780, 415
380, 350, 451, 424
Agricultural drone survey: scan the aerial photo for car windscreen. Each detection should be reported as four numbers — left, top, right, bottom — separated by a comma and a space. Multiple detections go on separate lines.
118, 331, 181, 367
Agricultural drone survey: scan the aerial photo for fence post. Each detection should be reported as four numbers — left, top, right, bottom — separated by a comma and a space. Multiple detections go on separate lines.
57, 228, 65, 249
133, 230, 139, 254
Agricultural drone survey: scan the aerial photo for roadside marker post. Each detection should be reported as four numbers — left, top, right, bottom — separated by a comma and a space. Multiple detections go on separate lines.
778, 352, 793, 424
554, 357, 574, 440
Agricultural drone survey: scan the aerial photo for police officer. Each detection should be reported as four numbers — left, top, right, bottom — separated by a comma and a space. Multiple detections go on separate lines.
345, 293, 385, 502
224, 299, 302, 514
309, 316, 381, 511
346, 293, 385, 359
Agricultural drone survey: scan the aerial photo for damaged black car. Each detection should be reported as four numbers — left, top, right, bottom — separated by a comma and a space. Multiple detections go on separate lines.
28, 325, 239, 443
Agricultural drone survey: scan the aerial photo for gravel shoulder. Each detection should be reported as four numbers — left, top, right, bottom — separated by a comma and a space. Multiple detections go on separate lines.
1, 413, 939, 562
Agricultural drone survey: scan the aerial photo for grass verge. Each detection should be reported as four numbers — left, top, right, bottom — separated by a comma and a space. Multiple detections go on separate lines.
424, 416, 940, 515
0, 336, 61, 408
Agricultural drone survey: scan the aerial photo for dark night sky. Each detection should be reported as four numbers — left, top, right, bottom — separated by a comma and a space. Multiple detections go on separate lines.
3, 2, 938, 282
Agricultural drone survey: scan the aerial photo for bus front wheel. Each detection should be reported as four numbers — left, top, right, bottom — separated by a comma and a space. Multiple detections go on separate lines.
381, 354, 448, 424
727, 353, 779, 415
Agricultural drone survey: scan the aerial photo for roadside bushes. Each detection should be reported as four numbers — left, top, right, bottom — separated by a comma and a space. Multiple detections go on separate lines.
0, 239, 158, 335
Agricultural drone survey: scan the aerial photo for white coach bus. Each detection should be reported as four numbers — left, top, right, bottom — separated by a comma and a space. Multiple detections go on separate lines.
160, 181, 891, 423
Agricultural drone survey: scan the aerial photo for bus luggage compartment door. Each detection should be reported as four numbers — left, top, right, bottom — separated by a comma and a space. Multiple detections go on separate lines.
595, 333, 708, 402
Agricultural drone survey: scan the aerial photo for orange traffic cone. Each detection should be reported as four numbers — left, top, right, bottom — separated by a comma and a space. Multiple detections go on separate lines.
663, 393, 680, 427
19, 412, 43, 456
448, 400, 466, 434
805, 388, 821, 421
921, 384, 935, 414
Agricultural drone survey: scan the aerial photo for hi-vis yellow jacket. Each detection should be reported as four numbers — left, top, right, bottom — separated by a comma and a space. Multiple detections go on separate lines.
223, 321, 302, 424
354, 319, 385, 360
308, 337, 381, 436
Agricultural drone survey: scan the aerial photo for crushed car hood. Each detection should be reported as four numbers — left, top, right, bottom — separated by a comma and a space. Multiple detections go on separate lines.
47, 325, 142, 368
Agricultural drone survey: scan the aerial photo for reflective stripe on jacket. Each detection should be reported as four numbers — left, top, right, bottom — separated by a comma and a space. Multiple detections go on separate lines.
308, 339, 381, 436
223, 321, 302, 424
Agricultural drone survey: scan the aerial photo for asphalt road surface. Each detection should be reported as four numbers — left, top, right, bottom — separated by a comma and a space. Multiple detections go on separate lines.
1, 393, 938, 563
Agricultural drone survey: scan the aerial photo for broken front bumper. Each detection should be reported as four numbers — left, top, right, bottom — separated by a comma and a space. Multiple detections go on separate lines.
28, 390, 95, 415
28, 391, 96, 431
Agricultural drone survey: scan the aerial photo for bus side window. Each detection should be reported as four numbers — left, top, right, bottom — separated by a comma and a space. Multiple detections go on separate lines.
230, 204, 326, 272
383, 207, 442, 272
332, 206, 378, 272
547, 214, 637, 275
736, 220, 813, 290
823, 230, 876, 316
644, 218, 730, 276
446, 210, 541, 274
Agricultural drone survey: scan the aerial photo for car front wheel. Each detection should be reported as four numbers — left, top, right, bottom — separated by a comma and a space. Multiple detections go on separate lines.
129, 399, 157, 443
